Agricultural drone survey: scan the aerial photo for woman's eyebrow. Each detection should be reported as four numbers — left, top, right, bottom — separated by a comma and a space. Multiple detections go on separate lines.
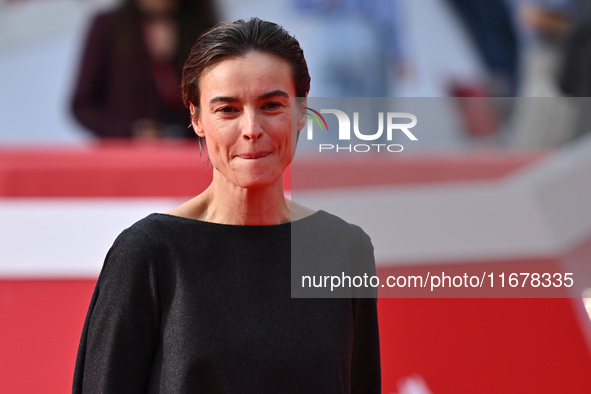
209, 96, 239, 105
209, 90, 288, 105
258, 90, 289, 100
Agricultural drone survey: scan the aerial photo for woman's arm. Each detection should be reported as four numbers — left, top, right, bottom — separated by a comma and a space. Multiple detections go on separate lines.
73, 227, 161, 393
351, 297, 382, 393
350, 226, 382, 393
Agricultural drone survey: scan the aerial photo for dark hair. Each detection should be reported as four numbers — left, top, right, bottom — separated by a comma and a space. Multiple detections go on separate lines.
181, 17, 310, 113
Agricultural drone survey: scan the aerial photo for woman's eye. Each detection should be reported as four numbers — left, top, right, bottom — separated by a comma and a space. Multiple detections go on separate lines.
263, 101, 283, 111
217, 106, 238, 115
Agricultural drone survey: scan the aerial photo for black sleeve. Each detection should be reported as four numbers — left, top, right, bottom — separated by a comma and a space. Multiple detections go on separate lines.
73, 227, 161, 393
351, 227, 382, 393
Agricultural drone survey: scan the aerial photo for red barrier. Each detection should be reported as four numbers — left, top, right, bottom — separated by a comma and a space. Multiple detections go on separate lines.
0, 141, 544, 197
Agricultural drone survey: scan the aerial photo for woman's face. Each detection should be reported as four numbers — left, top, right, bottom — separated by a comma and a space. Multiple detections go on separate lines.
136, 0, 179, 14
192, 51, 306, 189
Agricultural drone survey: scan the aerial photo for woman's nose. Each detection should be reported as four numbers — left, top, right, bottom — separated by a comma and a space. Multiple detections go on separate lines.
241, 112, 264, 141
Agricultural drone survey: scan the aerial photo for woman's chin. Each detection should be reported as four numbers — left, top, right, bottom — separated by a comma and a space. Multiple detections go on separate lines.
220, 158, 289, 190
234, 174, 283, 190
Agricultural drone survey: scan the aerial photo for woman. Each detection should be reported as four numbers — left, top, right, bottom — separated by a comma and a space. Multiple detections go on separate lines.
73, 18, 381, 393
71, 0, 217, 138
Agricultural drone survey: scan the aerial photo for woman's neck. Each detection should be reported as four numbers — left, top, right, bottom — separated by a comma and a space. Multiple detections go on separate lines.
191, 172, 291, 226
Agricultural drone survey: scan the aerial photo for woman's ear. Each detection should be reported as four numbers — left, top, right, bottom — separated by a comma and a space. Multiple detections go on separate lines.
190, 103, 205, 138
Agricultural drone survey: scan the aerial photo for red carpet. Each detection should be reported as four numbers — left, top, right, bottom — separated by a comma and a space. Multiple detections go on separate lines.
1, 279, 590, 393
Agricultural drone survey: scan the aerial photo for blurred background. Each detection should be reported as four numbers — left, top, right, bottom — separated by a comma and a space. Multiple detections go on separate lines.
3, 0, 591, 147
1, 0, 591, 393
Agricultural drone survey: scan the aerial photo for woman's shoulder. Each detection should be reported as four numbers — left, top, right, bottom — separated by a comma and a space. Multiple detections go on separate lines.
292, 201, 365, 233
95, 216, 168, 287
295, 209, 373, 250
125, 212, 179, 233
302, 209, 370, 236
100, 213, 209, 278
114, 213, 205, 247
106, 214, 185, 257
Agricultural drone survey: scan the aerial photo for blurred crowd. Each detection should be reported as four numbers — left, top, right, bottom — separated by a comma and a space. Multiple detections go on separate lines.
1, 0, 591, 148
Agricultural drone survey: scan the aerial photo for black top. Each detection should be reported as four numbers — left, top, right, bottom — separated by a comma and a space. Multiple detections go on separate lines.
73, 210, 381, 393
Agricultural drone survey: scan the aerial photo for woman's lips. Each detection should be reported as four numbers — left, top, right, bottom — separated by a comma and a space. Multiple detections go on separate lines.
236, 151, 271, 159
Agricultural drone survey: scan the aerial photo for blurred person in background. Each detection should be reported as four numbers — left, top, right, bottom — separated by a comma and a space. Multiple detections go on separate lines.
291, 0, 407, 97
509, 0, 590, 147
557, 0, 591, 97
438, 0, 519, 144
71, 0, 217, 139
517, 0, 577, 97
445, 0, 520, 97
556, 1, 591, 142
